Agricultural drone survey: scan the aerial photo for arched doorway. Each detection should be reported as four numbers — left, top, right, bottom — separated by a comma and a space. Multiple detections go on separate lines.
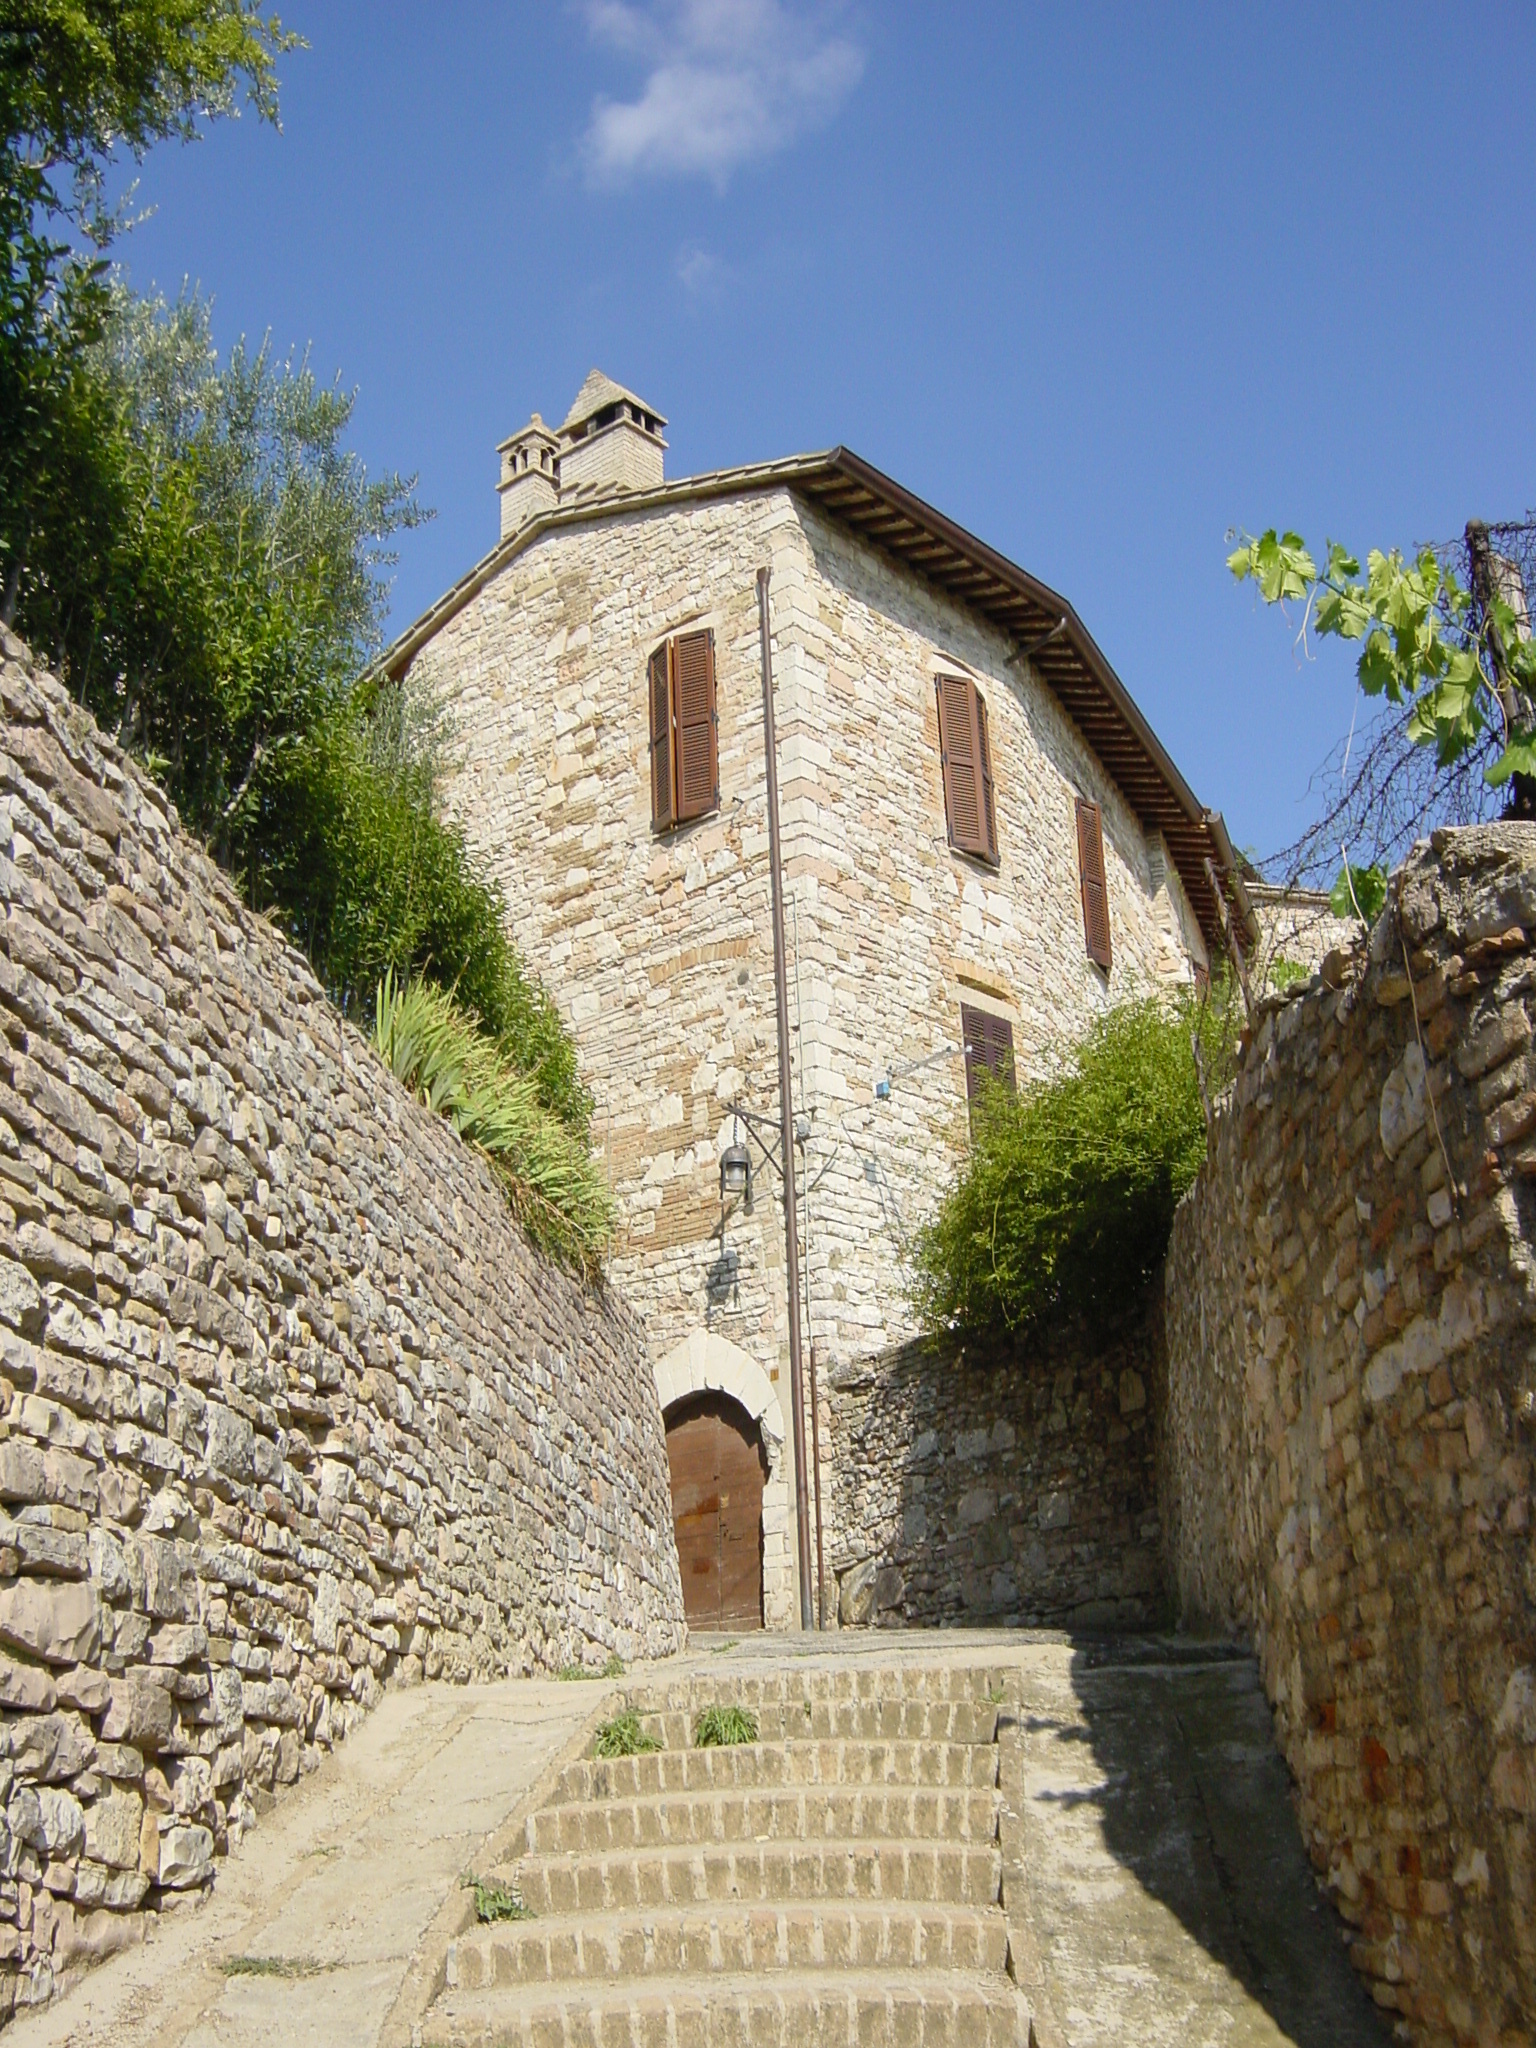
664, 1391, 766, 1631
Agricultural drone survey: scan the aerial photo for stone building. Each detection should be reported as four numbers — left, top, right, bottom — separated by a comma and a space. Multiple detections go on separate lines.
382, 370, 1232, 1629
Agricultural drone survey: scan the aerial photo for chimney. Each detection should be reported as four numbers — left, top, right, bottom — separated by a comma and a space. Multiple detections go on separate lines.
496, 414, 560, 538
556, 369, 666, 499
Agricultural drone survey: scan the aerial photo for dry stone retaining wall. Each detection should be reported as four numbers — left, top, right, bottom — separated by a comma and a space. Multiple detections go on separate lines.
1163, 825, 1536, 2045
824, 1313, 1165, 1630
0, 635, 684, 2019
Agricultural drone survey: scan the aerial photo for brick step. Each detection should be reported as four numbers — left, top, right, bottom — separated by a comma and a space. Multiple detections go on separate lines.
621, 1667, 1010, 1715
623, 1700, 1000, 1752
551, 1740, 999, 1806
451, 1901, 1009, 1989
523, 1786, 1001, 1857
425, 1970, 1030, 2048
508, 1840, 1005, 1916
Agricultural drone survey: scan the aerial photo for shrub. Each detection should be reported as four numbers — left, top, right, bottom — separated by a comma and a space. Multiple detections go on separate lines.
372, 972, 613, 1273
910, 992, 1237, 1339
693, 1705, 758, 1748
593, 1710, 661, 1758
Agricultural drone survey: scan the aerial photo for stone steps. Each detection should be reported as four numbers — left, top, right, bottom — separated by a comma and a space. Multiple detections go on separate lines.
510, 1840, 1006, 1915
425, 1665, 1024, 2048
450, 1901, 1009, 1987
629, 1702, 999, 1749
425, 1971, 1029, 2048
620, 1668, 1009, 1710
552, 1738, 999, 1803
523, 1786, 1002, 1855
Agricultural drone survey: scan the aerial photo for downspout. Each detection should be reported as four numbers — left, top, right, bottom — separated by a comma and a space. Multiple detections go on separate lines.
757, 567, 816, 1632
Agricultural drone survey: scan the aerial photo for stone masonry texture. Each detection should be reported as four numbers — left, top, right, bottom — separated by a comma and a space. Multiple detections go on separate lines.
0, 635, 685, 2021
823, 1315, 1164, 1630
409, 481, 1208, 1620
1162, 824, 1536, 2046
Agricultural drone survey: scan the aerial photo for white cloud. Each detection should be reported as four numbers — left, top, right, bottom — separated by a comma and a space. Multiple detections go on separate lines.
579, 1, 865, 187
675, 243, 732, 295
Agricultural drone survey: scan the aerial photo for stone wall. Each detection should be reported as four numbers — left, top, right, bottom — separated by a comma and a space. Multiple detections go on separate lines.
409, 477, 1207, 1619
0, 636, 684, 2019
824, 1311, 1165, 1630
1162, 825, 1536, 2044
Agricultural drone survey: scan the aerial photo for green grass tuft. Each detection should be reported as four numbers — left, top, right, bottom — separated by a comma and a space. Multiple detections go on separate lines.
694, 1704, 759, 1748
593, 1709, 662, 1758
557, 1652, 626, 1681
373, 970, 614, 1274
461, 1874, 533, 1923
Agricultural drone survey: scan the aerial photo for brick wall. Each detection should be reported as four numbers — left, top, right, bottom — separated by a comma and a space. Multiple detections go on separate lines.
0, 636, 684, 2018
1162, 824, 1536, 2044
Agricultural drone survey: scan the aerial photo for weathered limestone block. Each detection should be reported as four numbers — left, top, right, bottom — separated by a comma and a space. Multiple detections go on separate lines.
0, 1578, 100, 1665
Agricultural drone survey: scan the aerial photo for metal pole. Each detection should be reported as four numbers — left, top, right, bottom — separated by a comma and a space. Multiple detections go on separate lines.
808, 1340, 827, 1628
757, 567, 815, 1631
789, 886, 826, 1630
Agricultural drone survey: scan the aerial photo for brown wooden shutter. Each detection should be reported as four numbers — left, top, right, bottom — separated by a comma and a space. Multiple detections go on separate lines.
1076, 797, 1112, 970
649, 642, 674, 830
976, 691, 998, 863
937, 675, 982, 856
961, 1004, 1015, 1103
672, 628, 718, 823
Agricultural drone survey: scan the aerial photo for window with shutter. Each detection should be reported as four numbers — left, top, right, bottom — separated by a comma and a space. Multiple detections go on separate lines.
936, 675, 999, 864
672, 628, 718, 823
649, 644, 674, 830
961, 1003, 1015, 1108
648, 628, 719, 831
1075, 797, 1112, 970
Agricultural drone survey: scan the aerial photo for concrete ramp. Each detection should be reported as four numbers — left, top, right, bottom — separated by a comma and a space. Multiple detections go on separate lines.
1005, 1637, 1388, 2046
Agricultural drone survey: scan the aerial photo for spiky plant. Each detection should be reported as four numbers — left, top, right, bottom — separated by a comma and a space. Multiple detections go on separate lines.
693, 1704, 759, 1748
593, 1710, 662, 1758
372, 971, 613, 1272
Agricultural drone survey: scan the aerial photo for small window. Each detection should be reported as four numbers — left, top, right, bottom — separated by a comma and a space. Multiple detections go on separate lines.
936, 675, 998, 864
1075, 797, 1112, 970
649, 628, 719, 831
961, 1003, 1015, 1111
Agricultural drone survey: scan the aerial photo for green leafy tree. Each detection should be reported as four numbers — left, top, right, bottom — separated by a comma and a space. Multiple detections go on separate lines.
1229, 526, 1536, 916
1, 1, 296, 616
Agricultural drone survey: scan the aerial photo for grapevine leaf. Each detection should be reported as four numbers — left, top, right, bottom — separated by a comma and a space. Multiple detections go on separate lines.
1357, 631, 1399, 698
1329, 862, 1388, 925
1315, 584, 1371, 640
1486, 732, 1536, 789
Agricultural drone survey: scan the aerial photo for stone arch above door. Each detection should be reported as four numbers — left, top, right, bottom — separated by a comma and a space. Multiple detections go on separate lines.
655, 1331, 793, 1630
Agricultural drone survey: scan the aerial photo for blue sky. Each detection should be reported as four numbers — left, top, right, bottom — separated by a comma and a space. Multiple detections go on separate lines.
112, 2, 1536, 862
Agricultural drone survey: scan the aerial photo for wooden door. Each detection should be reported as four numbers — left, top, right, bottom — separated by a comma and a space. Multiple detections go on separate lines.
665, 1393, 765, 1631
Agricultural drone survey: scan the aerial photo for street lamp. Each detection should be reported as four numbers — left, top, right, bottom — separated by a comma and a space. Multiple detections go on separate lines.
719, 1134, 752, 1206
